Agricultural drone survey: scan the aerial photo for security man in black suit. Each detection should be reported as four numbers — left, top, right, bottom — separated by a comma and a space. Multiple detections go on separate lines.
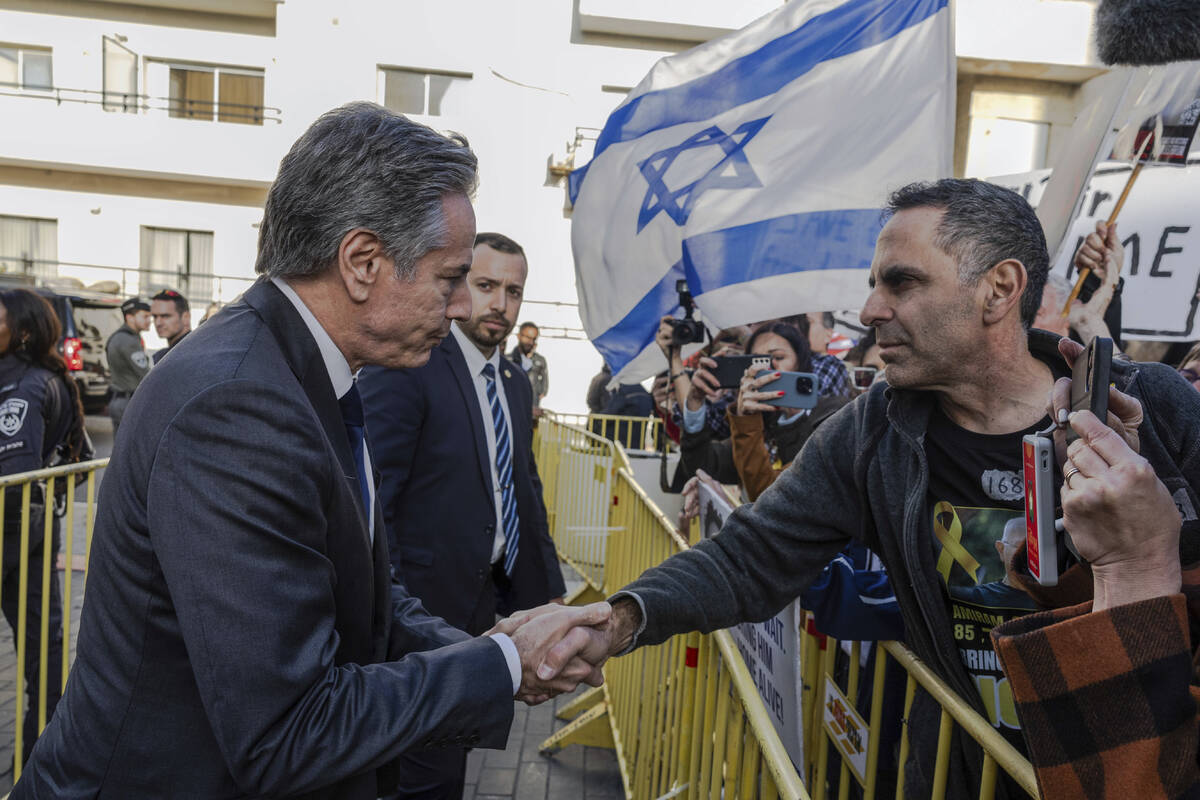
361, 232, 565, 799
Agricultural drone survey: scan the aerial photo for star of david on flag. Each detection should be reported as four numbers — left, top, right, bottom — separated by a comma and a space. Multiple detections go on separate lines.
638, 118, 769, 232
570, 0, 955, 383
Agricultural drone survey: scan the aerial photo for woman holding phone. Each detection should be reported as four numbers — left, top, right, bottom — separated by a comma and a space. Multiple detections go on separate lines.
680, 321, 848, 500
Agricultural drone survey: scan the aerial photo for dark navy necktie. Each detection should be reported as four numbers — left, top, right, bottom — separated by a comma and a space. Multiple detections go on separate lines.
338, 382, 372, 525
482, 363, 519, 576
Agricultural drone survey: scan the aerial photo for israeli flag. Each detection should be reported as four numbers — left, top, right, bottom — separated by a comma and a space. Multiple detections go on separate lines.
571, 0, 955, 381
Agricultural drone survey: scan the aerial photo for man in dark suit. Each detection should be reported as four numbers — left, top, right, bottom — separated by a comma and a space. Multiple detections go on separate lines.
12, 103, 609, 800
360, 232, 565, 798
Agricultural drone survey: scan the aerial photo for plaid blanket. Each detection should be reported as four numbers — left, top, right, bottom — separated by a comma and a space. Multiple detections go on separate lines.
993, 592, 1200, 798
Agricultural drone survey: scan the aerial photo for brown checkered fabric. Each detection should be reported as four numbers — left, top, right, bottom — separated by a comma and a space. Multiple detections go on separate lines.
993, 594, 1200, 799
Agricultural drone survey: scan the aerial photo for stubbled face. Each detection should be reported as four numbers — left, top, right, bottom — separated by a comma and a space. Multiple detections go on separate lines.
151, 299, 190, 342
750, 332, 799, 372
357, 193, 475, 369
128, 310, 152, 332
517, 325, 538, 355
859, 207, 984, 390
459, 244, 528, 356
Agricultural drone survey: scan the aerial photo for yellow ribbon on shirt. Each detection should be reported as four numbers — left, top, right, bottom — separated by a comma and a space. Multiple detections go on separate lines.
933, 500, 982, 585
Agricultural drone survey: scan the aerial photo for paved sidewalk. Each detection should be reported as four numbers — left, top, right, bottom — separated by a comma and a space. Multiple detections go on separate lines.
464, 687, 624, 800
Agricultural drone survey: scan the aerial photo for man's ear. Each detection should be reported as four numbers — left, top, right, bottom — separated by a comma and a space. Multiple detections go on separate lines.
982, 258, 1027, 326
337, 228, 386, 303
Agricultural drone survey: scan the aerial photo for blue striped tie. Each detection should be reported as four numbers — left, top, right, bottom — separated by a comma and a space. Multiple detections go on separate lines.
482, 363, 519, 576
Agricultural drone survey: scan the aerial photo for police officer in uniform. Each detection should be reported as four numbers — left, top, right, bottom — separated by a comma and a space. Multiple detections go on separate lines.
105, 297, 151, 435
0, 288, 89, 762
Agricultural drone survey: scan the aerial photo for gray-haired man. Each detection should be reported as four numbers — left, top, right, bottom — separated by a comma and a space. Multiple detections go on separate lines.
13, 103, 610, 800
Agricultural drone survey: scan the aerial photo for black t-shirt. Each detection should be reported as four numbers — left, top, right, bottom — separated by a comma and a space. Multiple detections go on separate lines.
925, 406, 1057, 753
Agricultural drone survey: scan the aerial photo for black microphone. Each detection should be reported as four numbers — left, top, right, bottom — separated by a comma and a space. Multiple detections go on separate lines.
1095, 0, 1200, 65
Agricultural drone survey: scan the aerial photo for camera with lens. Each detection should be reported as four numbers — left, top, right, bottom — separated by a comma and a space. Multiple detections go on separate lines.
667, 279, 706, 346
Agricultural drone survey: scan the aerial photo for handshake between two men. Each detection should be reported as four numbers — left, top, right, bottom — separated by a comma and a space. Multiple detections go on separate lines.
486, 599, 644, 705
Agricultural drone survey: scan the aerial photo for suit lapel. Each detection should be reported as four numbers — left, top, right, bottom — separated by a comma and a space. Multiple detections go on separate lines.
442, 334, 496, 498
241, 280, 373, 549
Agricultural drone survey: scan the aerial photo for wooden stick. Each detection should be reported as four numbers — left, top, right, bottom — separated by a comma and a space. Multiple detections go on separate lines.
1061, 134, 1152, 317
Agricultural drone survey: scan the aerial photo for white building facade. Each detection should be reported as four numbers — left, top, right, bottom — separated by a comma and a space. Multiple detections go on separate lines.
0, 0, 1109, 412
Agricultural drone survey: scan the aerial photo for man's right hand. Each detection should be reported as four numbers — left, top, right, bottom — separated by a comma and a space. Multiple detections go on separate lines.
538, 598, 643, 681
489, 602, 613, 704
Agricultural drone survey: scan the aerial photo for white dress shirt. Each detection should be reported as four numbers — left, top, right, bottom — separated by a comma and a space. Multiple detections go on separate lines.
450, 322, 515, 564
271, 277, 374, 541
272, 279, 521, 694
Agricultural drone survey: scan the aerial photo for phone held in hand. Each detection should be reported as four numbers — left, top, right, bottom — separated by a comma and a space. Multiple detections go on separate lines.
711, 355, 770, 389
1022, 433, 1060, 586
757, 370, 819, 409
1067, 337, 1113, 444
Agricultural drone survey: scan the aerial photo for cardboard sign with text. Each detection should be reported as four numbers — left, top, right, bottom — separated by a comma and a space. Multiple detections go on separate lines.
698, 479, 805, 770
991, 161, 1200, 341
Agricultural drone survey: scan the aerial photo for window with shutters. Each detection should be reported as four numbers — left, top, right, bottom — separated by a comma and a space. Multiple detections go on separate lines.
0, 44, 52, 91
378, 67, 471, 117
140, 227, 214, 302
165, 63, 264, 125
0, 216, 58, 279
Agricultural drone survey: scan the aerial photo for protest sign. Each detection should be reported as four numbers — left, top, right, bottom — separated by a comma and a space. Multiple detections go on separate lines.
697, 479, 805, 769
992, 160, 1200, 341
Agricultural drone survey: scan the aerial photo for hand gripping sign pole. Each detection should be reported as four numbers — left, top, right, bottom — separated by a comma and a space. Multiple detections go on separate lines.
1060, 132, 1154, 317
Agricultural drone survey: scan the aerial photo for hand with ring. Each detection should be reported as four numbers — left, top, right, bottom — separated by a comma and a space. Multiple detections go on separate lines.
1059, 410, 1181, 611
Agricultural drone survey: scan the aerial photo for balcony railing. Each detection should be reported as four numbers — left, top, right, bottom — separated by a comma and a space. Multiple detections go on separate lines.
0, 256, 255, 306
0, 81, 282, 124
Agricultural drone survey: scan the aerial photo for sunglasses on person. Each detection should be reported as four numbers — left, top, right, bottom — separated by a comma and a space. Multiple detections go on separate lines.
1179, 367, 1200, 384
852, 366, 878, 389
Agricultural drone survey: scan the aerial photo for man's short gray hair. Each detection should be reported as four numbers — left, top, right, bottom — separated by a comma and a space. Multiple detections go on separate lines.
255, 102, 478, 280
885, 179, 1049, 329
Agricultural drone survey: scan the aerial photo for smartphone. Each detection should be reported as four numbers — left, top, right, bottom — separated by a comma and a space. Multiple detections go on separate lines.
711, 355, 770, 389
1067, 337, 1113, 444
1022, 434, 1059, 586
757, 370, 819, 409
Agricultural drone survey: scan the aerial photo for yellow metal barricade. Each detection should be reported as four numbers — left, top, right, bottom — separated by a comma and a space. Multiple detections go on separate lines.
585, 413, 661, 452
533, 414, 1041, 799
0, 459, 108, 783
533, 417, 628, 601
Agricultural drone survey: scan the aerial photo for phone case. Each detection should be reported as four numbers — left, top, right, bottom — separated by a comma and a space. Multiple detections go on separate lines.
1023, 435, 1058, 586
758, 370, 819, 410
1067, 337, 1113, 444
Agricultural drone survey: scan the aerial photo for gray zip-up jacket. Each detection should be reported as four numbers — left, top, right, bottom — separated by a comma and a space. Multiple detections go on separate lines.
616, 330, 1200, 797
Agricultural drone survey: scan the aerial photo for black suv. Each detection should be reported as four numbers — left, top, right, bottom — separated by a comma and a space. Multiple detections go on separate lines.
0, 276, 124, 414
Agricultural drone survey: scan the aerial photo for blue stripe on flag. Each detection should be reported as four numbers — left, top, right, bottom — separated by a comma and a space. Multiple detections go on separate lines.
682, 208, 883, 294
592, 261, 687, 372
589, 0, 946, 168
593, 209, 882, 372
